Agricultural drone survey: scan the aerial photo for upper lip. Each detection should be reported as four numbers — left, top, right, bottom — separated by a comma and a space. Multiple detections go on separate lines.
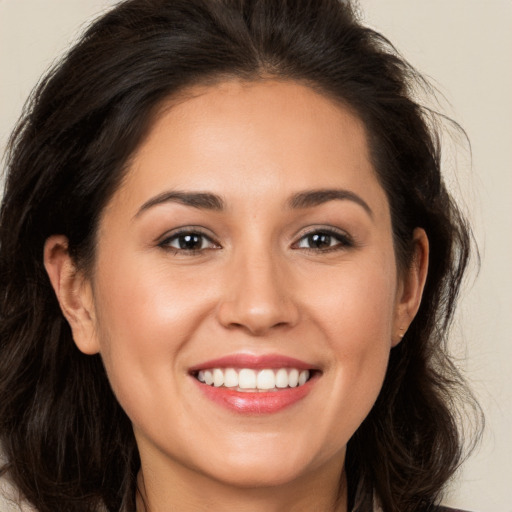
189, 353, 319, 373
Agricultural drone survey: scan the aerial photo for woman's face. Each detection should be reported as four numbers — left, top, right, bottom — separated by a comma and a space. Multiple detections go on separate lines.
48, 80, 426, 497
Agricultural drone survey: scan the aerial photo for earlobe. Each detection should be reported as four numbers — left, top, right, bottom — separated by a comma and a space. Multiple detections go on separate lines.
392, 228, 429, 346
43, 235, 100, 355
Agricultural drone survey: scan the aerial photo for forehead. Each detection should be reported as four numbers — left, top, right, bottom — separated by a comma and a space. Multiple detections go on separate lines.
112, 79, 388, 218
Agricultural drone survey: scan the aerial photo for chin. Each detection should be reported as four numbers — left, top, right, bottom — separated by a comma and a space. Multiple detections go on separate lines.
196, 443, 325, 489
207, 462, 306, 489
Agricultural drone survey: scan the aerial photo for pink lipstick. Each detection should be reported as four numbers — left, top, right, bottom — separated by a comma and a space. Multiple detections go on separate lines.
189, 354, 319, 414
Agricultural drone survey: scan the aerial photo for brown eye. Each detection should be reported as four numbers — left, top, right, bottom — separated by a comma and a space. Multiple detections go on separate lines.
160, 231, 219, 252
176, 233, 204, 250
295, 229, 352, 251
305, 233, 333, 249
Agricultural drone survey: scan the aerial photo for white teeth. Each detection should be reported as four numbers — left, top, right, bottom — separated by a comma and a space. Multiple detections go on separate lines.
256, 369, 276, 390
298, 370, 309, 386
288, 369, 299, 387
204, 370, 213, 386
224, 368, 238, 388
238, 369, 257, 389
195, 367, 312, 390
275, 368, 289, 388
213, 368, 224, 387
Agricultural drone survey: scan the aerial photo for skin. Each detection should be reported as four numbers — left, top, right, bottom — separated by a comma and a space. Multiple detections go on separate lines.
44, 80, 428, 512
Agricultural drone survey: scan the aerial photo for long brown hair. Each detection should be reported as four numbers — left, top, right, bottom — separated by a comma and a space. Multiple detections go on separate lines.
0, 1, 481, 510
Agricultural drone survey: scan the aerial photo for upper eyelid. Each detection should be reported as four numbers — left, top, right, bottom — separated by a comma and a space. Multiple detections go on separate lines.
293, 225, 352, 241
157, 231, 221, 253
291, 226, 354, 249
157, 226, 217, 243
155, 224, 353, 248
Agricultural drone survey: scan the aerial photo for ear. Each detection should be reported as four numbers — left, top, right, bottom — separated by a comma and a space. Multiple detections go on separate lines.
44, 235, 100, 355
392, 228, 429, 347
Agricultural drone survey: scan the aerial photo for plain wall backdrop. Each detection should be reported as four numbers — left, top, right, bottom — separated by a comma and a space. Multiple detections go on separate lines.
1, 1, 511, 511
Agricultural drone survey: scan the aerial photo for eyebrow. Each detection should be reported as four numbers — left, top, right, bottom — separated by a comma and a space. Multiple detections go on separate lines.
135, 187, 373, 218
136, 191, 225, 216
288, 189, 373, 218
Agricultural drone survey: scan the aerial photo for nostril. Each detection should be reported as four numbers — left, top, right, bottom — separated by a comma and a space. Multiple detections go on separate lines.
216, 292, 300, 335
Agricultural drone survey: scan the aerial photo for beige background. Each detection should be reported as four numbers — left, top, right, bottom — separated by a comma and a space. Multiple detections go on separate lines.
1, 1, 511, 511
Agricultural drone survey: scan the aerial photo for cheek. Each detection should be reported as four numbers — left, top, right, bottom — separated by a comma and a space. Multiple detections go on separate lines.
94, 251, 211, 347
309, 255, 397, 427
89, 254, 212, 413
313, 254, 397, 349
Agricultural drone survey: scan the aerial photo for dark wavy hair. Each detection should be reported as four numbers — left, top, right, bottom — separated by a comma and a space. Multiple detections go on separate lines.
0, 0, 481, 511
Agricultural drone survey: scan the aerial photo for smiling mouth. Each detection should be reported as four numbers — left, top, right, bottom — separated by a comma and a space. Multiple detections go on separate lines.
189, 354, 320, 413
193, 367, 313, 392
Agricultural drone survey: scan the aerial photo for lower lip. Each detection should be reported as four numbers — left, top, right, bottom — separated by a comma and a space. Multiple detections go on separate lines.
193, 376, 316, 414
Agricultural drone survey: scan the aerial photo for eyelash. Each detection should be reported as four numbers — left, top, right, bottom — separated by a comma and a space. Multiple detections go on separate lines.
158, 228, 220, 255
158, 227, 353, 255
293, 227, 354, 253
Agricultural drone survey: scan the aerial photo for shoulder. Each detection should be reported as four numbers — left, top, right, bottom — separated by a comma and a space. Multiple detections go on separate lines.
437, 507, 474, 512
0, 475, 36, 512
0, 479, 36, 512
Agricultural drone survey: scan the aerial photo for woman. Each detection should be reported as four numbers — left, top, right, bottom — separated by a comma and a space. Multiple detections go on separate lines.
0, 0, 480, 511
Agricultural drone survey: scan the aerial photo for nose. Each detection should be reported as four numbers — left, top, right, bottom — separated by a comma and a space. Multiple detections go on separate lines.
216, 249, 300, 336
